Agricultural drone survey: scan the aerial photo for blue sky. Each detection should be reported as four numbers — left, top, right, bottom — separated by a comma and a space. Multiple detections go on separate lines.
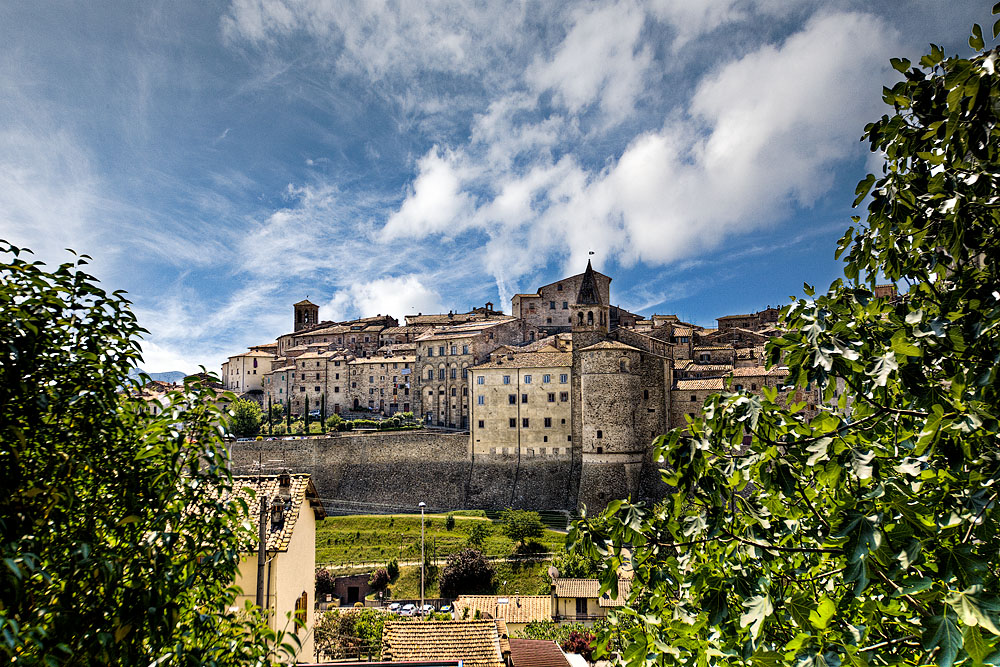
0, 1, 985, 372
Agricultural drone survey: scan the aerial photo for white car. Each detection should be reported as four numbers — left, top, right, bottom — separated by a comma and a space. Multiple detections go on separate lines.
400, 604, 417, 616
420, 604, 435, 616
387, 602, 401, 613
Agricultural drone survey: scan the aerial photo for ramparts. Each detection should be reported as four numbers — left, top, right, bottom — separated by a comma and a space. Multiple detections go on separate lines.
229, 431, 578, 513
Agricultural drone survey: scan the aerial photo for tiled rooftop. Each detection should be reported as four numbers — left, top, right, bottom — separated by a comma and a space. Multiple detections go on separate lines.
552, 578, 631, 607
578, 340, 641, 352
381, 621, 506, 667
509, 640, 571, 667
676, 378, 725, 391
472, 351, 572, 370
228, 474, 325, 552
453, 595, 552, 624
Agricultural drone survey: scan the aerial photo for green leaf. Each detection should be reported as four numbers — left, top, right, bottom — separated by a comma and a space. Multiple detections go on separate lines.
971, 24, 985, 51
923, 612, 963, 667
966, 625, 989, 667
809, 596, 837, 630
741, 595, 774, 639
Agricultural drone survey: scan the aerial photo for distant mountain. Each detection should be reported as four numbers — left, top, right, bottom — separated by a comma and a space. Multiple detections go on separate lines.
128, 368, 188, 384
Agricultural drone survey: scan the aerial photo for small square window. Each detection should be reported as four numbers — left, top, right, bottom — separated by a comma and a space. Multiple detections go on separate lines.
521, 394, 528, 403
522, 418, 529, 428
543, 374, 550, 383
509, 418, 516, 428
477, 376, 485, 385
503, 375, 510, 385
478, 420, 485, 428
508, 394, 516, 405
559, 374, 568, 383
524, 375, 531, 384
544, 417, 552, 428
548, 393, 555, 402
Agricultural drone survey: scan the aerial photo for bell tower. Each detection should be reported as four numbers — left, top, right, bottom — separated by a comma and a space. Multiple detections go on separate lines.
293, 299, 319, 332
570, 260, 609, 350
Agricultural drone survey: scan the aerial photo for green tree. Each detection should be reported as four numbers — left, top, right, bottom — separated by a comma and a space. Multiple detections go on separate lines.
230, 397, 263, 437
439, 548, 496, 597
446, 513, 456, 530
499, 508, 544, 547
320, 395, 326, 432
0, 243, 289, 663
571, 21, 1000, 667
314, 608, 386, 660
304, 394, 310, 433
270, 402, 284, 422
552, 550, 600, 579
467, 522, 491, 547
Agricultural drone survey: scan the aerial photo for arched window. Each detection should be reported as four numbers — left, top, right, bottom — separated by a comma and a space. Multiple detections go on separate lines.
577, 312, 584, 326
600, 311, 605, 325
587, 311, 594, 325
619, 359, 627, 372
596, 429, 603, 439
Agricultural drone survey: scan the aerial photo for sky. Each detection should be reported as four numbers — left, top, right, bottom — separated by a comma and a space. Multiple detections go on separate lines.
0, 1, 986, 373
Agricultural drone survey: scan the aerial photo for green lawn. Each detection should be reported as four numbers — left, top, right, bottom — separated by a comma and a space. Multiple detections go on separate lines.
315, 512, 566, 568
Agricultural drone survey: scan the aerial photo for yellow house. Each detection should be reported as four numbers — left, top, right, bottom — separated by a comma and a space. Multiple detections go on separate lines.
453, 595, 553, 632
551, 578, 630, 625
231, 473, 325, 662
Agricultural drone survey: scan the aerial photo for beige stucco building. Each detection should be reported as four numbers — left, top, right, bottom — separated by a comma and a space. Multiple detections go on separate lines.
231, 473, 325, 662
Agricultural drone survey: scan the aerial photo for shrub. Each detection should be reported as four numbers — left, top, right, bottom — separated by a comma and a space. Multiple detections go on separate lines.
439, 548, 496, 597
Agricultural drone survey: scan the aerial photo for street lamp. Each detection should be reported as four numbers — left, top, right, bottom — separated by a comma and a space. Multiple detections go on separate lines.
419, 501, 426, 613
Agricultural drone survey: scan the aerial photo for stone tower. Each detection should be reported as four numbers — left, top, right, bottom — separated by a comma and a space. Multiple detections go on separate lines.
569, 260, 609, 350
576, 341, 647, 511
293, 299, 319, 332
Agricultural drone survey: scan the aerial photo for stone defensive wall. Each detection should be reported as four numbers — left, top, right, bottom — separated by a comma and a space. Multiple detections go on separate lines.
228, 431, 578, 513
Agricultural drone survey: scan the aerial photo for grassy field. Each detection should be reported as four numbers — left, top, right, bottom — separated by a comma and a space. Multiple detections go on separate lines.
315, 512, 567, 568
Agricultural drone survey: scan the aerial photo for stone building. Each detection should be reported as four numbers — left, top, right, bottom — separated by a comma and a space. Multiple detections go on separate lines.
262, 350, 352, 416
469, 350, 573, 459
415, 318, 528, 428
510, 269, 611, 334
347, 353, 415, 414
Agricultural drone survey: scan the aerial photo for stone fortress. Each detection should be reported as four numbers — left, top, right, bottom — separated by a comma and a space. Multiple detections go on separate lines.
224, 262, 831, 512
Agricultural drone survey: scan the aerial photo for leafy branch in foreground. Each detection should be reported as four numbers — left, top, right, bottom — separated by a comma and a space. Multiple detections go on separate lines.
0, 242, 292, 664
571, 18, 1000, 667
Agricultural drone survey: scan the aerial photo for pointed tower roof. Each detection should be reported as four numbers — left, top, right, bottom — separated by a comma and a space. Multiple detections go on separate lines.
575, 260, 603, 305
294, 299, 317, 307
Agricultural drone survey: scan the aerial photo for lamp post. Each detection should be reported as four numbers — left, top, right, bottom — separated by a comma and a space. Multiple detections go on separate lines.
419, 501, 426, 612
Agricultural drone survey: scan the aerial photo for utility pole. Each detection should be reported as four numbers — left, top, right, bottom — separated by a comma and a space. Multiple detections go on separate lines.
256, 495, 267, 607
419, 501, 426, 611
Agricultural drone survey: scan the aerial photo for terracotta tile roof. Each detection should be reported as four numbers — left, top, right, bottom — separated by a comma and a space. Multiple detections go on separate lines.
730, 366, 787, 378
599, 579, 632, 607
735, 345, 767, 359
228, 474, 325, 552
509, 640, 571, 667
472, 352, 572, 371
578, 340, 641, 352
680, 362, 733, 373
694, 345, 733, 351
717, 313, 753, 320
381, 621, 505, 667
454, 596, 552, 624
676, 378, 725, 391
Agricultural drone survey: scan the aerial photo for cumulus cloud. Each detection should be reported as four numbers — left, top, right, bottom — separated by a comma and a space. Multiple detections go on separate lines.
382, 148, 474, 239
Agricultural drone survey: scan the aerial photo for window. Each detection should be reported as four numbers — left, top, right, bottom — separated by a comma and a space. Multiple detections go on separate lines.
335, 387, 340, 393
477, 376, 485, 385
438, 346, 445, 356
295, 592, 308, 624
503, 375, 510, 385
690, 395, 697, 402
560, 392, 569, 402
735, 384, 744, 391
451, 345, 457, 355
700, 353, 711, 361
550, 300, 556, 309
543, 374, 550, 383
546, 318, 552, 324
369, 376, 374, 383
438, 369, 445, 380
524, 375, 532, 384
559, 374, 568, 383
508, 395, 516, 405
427, 370, 434, 380
643, 389, 649, 400
596, 429, 603, 439
300, 386, 306, 392
451, 388, 457, 396
428, 348, 434, 357
522, 418, 529, 428
619, 360, 627, 372
521, 394, 528, 403
450, 368, 457, 379
314, 386, 320, 392
557, 283, 563, 291
462, 368, 468, 379
548, 393, 555, 402
335, 373, 340, 379
478, 420, 485, 428
509, 418, 516, 428
544, 417, 552, 428
751, 383, 757, 390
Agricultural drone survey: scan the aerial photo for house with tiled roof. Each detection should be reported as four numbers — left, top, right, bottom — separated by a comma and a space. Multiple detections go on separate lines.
231, 473, 326, 662
509, 639, 572, 667
551, 578, 631, 624
453, 595, 553, 631
381, 620, 511, 667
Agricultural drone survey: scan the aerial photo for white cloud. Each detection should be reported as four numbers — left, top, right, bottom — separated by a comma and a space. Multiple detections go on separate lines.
527, 0, 652, 124
382, 147, 474, 239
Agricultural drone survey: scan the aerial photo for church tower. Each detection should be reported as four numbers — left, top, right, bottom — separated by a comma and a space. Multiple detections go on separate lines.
570, 260, 609, 350
293, 299, 319, 332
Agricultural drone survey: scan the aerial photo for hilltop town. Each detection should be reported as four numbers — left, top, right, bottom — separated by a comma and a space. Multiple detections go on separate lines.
219, 262, 898, 511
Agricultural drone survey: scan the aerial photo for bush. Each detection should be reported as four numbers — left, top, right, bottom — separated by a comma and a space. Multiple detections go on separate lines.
229, 397, 262, 437
561, 630, 597, 662
387, 559, 399, 580
499, 508, 544, 547
439, 548, 496, 597
445, 513, 456, 531
467, 522, 491, 547
369, 568, 390, 593
316, 568, 336, 597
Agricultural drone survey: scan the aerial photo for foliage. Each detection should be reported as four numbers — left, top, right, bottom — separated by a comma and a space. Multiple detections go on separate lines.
230, 397, 263, 437
561, 630, 597, 662
314, 608, 387, 660
387, 558, 400, 580
570, 23, 1000, 667
316, 568, 336, 598
552, 550, 600, 579
446, 513, 456, 530
0, 242, 290, 664
269, 403, 284, 421
499, 508, 545, 547
439, 548, 496, 597
467, 522, 491, 546
369, 568, 390, 593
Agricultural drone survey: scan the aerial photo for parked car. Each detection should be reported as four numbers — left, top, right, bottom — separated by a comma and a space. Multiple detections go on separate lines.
400, 604, 416, 616
420, 604, 435, 616
439, 604, 452, 613
236, 437, 252, 442
387, 602, 401, 613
